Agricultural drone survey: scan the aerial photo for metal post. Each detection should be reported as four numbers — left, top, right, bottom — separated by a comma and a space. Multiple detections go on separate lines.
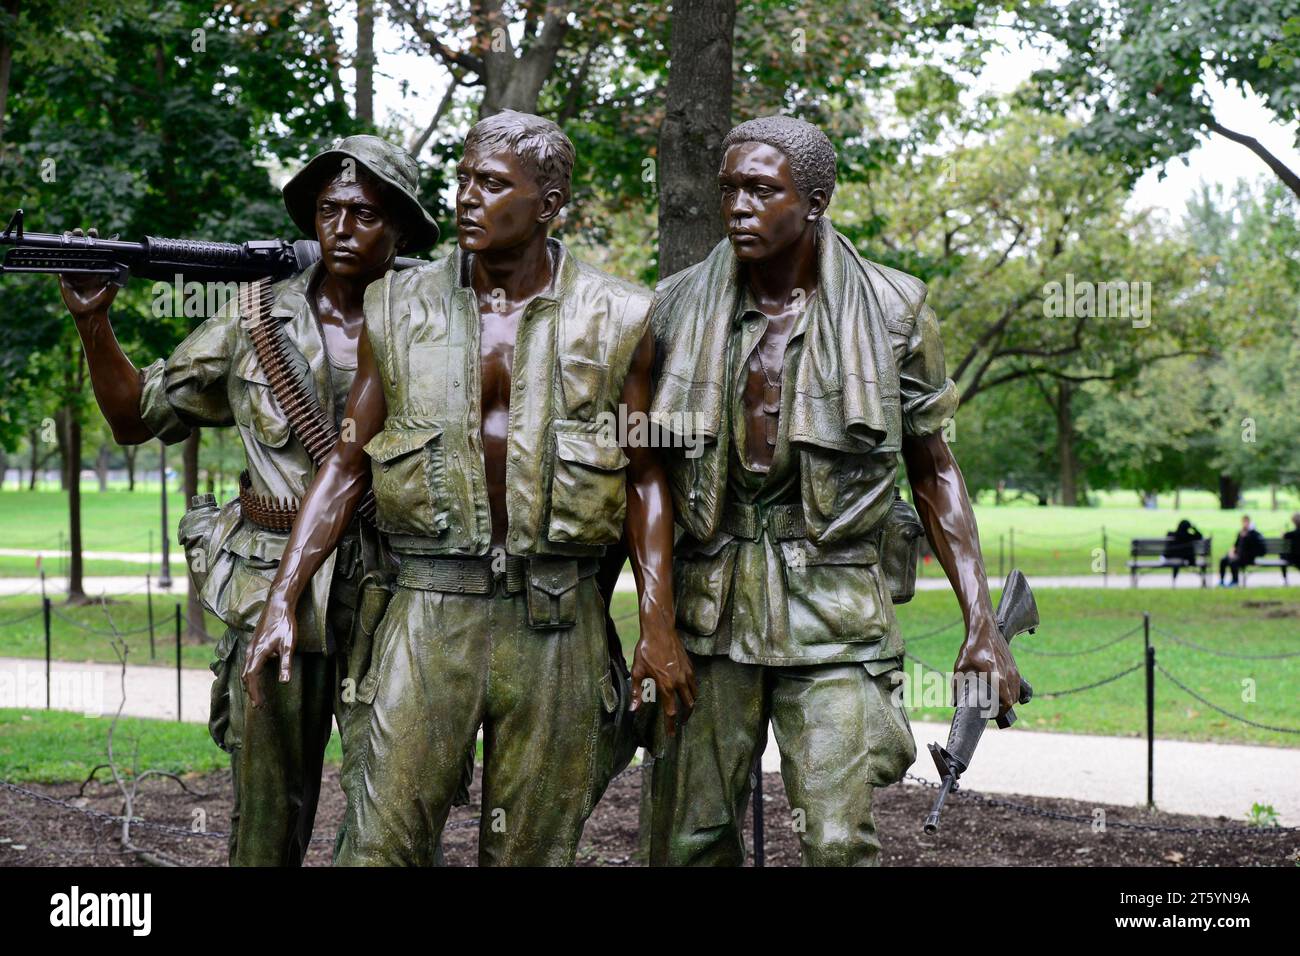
39, 569, 46, 603
998, 534, 1005, 580
1144, 613, 1154, 808
146, 573, 156, 661
43, 597, 51, 710
158, 441, 172, 589
175, 604, 182, 722
751, 754, 765, 868
1102, 526, 1109, 587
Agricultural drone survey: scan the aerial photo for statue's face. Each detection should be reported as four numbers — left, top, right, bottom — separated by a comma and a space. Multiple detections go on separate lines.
719, 142, 818, 263
456, 143, 558, 252
314, 173, 401, 279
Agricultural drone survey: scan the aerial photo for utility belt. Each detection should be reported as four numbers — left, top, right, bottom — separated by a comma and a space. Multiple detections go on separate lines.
719, 492, 926, 605
237, 470, 298, 532
394, 552, 600, 629
722, 500, 806, 541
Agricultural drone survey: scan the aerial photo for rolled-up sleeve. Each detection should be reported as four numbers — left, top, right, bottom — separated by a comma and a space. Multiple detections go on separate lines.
899, 303, 959, 437
138, 305, 239, 443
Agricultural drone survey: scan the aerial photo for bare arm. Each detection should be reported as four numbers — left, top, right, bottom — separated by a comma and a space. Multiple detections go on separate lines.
241, 328, 388, 705
902, 430, 1020, 716
57, 230, 154, 445
621, 330, 697, 734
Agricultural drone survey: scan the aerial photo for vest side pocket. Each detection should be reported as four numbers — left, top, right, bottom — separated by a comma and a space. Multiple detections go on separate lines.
363, 424, 449, 538
547, 419, 629, 546
672, 533, 738, 638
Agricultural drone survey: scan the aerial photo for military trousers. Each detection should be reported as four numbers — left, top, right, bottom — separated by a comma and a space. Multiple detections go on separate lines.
334, 575, 612, 867
647, 652, 916, 867
210, 614, 346, 867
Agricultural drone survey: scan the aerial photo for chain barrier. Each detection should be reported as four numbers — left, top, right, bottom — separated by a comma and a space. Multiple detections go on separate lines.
905, 649, 1145, 699
1036, 662, 1145, 698
1152, 626, 1300, 661
1017, 623, 1143, 658
49, 608, 155, 638
0, 607, 43, 627
1154, 663, 1300, 734
902, 772, 1299, 837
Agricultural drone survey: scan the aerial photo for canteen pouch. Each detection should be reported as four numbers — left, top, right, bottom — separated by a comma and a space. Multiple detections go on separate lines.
525, 559, 580, 630
178, 493, 222, 596
879, 492, 925, 605
347, 570, 395, 707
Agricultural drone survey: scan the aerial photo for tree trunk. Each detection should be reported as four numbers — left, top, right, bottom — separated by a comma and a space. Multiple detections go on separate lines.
0, 0, 20, 147
64, 351, 87, 603
124, 444, 137, 491
1218, 473, 1241, 510
95, 444, 110, 491
1174, 487, 1181, 510
27, 428, 38, 489
1055, 379, 1079, 507
355, 0, 374, 124
181, 430, 206, 641
55, 408, 69, 491
656, 0, 735, 279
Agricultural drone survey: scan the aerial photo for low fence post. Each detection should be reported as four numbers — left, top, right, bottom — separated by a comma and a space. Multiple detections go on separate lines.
146, 573, 156, 661
1101, 526, 1109, 587
175, 604, 182, 723
1144, 612, 1154, 808
43, 596, 51, 710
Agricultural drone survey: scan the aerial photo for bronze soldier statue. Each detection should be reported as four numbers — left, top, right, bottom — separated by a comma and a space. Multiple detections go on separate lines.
243, 111, 697, 866
644, 115, 1021, 866
57, 135, 438, 865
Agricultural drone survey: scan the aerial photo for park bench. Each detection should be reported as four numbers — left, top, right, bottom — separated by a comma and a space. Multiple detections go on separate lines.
1127, 537, 1212, 588
1241, 538, 1296, 586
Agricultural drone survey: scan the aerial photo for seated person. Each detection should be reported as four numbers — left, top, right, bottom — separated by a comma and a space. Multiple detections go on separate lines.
1163, 518, 1203, 572
1219, 515, 1266, 587
1284, 513, 1300, 570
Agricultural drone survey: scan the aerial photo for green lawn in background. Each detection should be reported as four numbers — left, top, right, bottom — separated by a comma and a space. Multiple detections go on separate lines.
0, 594, 223, 669
3, 485, 1297, 580
610, 585, 1300, 748
0, 708, 340, 783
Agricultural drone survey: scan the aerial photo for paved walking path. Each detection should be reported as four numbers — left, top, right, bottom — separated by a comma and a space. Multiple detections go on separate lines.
3, 654, 1295, 822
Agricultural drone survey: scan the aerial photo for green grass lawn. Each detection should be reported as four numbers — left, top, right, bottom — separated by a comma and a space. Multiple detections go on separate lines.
610, 585, 1300, 748
0, 708, 341, 783
3, 485, 1297, 580
0, 594, 225, 669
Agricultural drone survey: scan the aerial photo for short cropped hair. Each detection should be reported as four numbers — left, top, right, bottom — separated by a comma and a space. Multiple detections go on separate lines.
721, 115, 837, 203
464, 109, 575, 205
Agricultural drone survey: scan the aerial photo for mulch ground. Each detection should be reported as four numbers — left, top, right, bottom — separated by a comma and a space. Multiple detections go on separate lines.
2, 765, 1296, 867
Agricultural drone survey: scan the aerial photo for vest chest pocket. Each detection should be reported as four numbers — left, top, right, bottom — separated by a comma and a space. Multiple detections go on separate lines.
779, 537, 891, 644
363, 424, 449, 538
234, 354, 290, 448
547, 419, 629, 546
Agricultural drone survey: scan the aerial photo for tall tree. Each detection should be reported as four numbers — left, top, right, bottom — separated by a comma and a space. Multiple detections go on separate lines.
656, 0, 734, 277
1019, 1, 1300, 199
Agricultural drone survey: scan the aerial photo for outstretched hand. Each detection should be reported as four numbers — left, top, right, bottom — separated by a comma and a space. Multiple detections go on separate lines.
57, 228, 119, 318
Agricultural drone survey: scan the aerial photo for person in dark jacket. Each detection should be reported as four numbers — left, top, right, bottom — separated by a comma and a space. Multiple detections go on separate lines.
1164, 519, 1203, 579
1219, 515, 1266, 586
1284, 513, 1300, 570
